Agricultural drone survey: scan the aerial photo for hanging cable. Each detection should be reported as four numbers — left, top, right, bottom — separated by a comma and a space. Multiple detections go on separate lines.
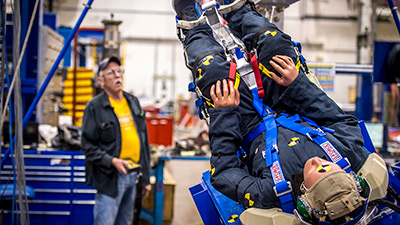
5, 58, 18, 224
2, 3, 18, 224
0, 0, 7, 166
12, 0, 27, 224
0, 0, 40, 136
9, 1, 19, 223
387, 185, 400, 203
13, 0, 29, 222
369, 199, 400, 214
1, 1, 19, 223
0, 0, 39, 224
12, 0, 22, 222
0, 0, 5, 134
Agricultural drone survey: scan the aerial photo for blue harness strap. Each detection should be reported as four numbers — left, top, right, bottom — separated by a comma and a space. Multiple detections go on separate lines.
276, 115, 352, 173
242, 122, 266, 153
251, 88, 295, 213
239, 66, 351, 213
241, 106, 353, 213
240, 91, 358, 214
358, 120, 376, 154
298, 115, 335, 134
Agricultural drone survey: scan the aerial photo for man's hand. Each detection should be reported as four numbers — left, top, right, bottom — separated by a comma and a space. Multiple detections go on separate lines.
210, 79, 240, 108
142, 184, 151, 199
269, 55, 298, 86
111, 158, 128, 174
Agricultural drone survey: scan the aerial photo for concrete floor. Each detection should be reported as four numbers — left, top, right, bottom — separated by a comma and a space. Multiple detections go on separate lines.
165, 160, 210, 225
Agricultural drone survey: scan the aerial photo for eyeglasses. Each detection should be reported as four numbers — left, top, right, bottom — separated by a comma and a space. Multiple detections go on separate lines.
101, 67, 125, 77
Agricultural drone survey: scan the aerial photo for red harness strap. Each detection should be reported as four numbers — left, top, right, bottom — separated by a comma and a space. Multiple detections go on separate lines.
250, 53, 265, 99
228, 61, 237, 86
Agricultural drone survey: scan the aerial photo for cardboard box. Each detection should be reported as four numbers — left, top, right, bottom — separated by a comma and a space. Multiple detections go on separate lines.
141, 168, 176, 222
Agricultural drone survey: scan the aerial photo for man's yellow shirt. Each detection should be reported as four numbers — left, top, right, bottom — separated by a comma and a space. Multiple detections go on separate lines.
109, 96, 140, 163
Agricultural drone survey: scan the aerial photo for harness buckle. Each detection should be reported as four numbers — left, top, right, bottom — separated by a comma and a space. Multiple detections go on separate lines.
242, 151, 247, 159
273, 181, 292, 197
342, 158, 351, 171
272, 144, 279, 154
266, 109, 276, 117
262, 145, 278, 161
245, 52, 252, 62
306, 133, 313, 141
176, 25, 187, 43
306, 128, 325, 141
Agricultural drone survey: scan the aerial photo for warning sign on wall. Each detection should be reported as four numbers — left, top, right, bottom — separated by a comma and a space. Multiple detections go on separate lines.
307, 63, 336, 92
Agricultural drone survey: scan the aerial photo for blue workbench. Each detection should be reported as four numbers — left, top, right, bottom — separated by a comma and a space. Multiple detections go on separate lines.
1, 149, 94, 225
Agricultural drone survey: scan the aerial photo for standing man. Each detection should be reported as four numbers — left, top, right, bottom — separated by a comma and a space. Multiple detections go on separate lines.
81, 56, 151, 225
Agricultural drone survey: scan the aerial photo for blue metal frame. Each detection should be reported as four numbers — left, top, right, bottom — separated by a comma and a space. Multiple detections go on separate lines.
4, 7, 38, 123
335, 65, 374, 121
43, 12, 57, 31
154, 158, 165, 225
20, 0, 39, 81
387, 0, 400, 35
57, 28, 104, 68
19, 0, 40, 122
57, 27, 73, 67
77, 29, 104, 68
355, 74, 373, 121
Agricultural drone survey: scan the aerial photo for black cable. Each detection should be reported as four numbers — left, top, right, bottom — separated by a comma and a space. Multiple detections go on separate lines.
0, 0, 5, 136
0, 170, 14, 212
387, 185, 400, 203
369, 199, 400, 214
0, 170, 13, 198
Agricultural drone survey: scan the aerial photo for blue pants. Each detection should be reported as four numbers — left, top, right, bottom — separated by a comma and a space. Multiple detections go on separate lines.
183, 5, 299, 137
93, 172, 138, 225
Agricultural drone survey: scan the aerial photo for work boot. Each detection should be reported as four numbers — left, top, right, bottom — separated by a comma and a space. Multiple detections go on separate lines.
221, 0, 263, 41
217, 0, 257, 7
173, 0, 202, 21
215, 0, 260, 29
216, 0, 235, 5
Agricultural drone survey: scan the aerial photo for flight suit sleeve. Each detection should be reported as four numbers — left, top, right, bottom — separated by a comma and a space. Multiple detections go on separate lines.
209, 106, 280, 209
278, 72, 368, 171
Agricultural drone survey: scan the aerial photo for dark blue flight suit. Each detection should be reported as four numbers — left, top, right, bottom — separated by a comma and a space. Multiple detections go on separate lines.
182, 4, 369, 209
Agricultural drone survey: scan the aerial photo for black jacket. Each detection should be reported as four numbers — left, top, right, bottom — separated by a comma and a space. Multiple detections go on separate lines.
208, 72, 369, 209
81, 91, 151, 197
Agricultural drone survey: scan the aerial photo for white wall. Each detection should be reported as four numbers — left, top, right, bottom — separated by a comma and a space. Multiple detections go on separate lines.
284, 1, 359, 104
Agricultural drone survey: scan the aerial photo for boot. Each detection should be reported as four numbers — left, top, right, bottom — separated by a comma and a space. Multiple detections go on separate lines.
173, 0, 202, 21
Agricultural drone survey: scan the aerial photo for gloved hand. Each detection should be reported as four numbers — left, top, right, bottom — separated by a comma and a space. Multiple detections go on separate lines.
269, 55, 298, 87
210, 79, 240, 108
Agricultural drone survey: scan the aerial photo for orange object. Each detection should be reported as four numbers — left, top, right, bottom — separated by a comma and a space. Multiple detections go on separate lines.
146, 116, 174, 146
